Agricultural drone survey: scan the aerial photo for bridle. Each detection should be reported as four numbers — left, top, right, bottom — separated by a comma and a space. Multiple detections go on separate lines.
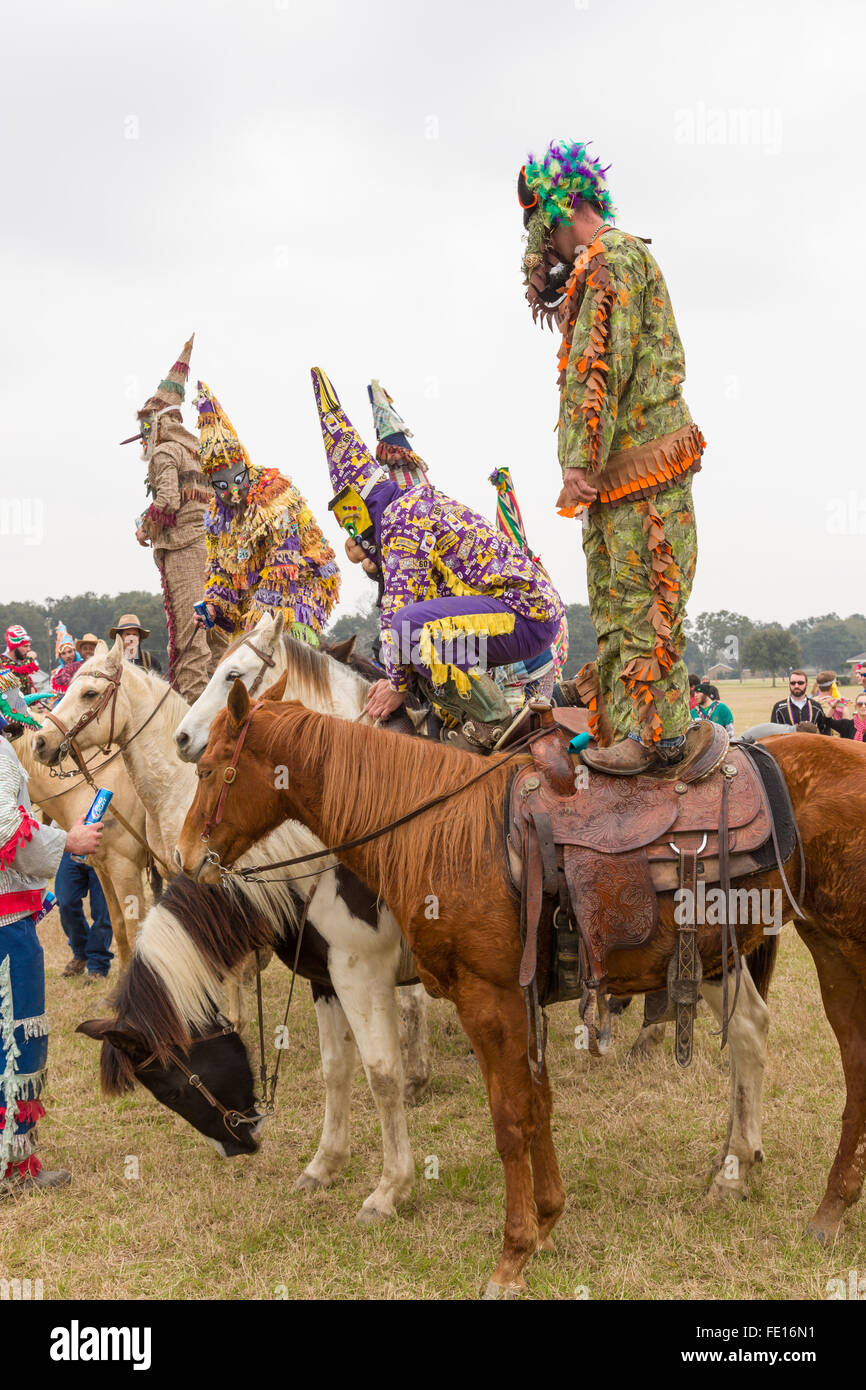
134, 1021, 271, 1136
241, 637, 277, 697
200, 697, 265, 844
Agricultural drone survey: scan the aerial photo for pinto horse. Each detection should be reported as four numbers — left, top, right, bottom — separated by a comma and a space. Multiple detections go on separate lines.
176, 676, 866, 1296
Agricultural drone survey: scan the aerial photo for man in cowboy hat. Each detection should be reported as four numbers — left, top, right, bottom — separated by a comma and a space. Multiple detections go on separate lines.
519, 140, 705, 775
109, 615, 162, 674
75, 634, 99, 662
124, 334, 212, 702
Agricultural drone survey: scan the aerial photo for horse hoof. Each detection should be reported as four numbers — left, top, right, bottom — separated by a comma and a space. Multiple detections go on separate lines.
707, 1180, 747, 1206
482, 1280, 524, 1300
404, 1081, 432, 1107
294, 1171, 323, 1192
806, 1217, 842, 1245
356, 1203, 393, 1225
536, 1235, 555, 1253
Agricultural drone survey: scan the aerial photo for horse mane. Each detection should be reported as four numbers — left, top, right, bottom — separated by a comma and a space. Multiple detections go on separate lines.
261, 703, 517, 925
103, 876, 274, 1093
224, 629, 368, 711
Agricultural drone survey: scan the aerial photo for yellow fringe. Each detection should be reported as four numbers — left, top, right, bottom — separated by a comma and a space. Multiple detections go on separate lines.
418, 611, 515, 694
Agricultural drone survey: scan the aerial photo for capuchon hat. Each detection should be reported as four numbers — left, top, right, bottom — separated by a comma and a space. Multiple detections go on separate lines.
138, 333, 195, 419
367, 380, 428, 489
5, 625, 30, 650
75, 632, 100, 654
312, 368, 385, 501
109, 614, 150, 639
194, 380, 252, 478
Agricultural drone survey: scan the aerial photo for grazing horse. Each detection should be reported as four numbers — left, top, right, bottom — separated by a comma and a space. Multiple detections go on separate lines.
32, 634, 422, 1222
177, 678, 866, 1297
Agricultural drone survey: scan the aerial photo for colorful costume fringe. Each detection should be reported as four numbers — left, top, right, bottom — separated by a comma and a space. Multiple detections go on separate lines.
198, 381, 340, 642
312, 368, 564, 696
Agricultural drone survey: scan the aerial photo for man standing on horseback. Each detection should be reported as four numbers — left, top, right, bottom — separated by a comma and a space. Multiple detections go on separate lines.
193, 382, 340, 645
519, 141, 706, 775
312, 368, 564, 751
124, 334, 212, 702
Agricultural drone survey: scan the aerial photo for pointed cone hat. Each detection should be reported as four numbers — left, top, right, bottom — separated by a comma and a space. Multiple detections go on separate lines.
311, 367, 385, 499
368, 379, 429, 487
138, 333, 195, 418
194, 380, 252, 477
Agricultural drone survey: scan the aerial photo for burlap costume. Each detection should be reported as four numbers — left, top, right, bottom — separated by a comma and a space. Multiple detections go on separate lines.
136, 335, 214, 700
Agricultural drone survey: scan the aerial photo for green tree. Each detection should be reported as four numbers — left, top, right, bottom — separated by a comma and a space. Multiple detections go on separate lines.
688, 610, 755, 674
325, 592, 381, 661
741, 625, 802, 687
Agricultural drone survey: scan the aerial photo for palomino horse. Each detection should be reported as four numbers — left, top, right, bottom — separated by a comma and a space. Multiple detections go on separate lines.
33, 634, 421, 1222
20, 709, 149, 967
176, 678, 866, 1296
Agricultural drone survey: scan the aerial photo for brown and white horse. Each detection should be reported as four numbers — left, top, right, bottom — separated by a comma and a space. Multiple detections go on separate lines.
176, 678, 866, 1297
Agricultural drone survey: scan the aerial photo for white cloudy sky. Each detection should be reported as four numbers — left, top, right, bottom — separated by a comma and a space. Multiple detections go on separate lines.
2, 0, 864, 625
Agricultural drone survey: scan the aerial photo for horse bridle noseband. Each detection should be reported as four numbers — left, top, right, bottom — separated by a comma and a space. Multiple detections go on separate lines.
135, 1022, 270, 1136
44, 666, 123, 760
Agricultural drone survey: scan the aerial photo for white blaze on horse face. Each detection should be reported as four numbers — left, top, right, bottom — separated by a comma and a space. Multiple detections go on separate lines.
174, 617, 278, 762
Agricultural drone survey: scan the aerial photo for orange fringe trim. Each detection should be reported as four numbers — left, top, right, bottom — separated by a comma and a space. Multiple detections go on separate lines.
556, 238, 615, 478
572, 659, 612, 747
619, 498, 682, 746
597, 423, 706, 506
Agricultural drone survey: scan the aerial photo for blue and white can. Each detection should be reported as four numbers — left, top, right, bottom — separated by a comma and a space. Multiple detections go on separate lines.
70, 788, 113, 862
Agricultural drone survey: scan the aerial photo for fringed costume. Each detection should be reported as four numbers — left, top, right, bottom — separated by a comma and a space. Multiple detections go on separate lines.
134, 335, 212, 700
520, 141, 704, 756
0, 736, 65, 1186
313, 369, 564, 744
196, 382, 340, 644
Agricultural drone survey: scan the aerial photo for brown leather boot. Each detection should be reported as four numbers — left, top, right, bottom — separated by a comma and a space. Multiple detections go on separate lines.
581, 736, 683, 777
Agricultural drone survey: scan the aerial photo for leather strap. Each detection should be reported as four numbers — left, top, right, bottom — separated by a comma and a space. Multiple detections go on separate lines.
201, 699, 264, 842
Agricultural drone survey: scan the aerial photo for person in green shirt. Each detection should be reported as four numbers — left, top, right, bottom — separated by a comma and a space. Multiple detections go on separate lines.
689, 682, 734, 734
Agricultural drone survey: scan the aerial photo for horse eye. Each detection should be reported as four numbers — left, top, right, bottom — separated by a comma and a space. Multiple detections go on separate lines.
82, 690, 97, 700
225, 671, 241, 682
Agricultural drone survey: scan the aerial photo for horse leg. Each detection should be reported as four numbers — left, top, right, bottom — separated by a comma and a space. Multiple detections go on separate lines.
456, 980, 561, 1297
626, 990, 670, 1059
397, 983, 431, 1105
797, 926, 866, 1242
702, 965, 769, 1202
326, 948, 415, 1223
294, 987, 357, 1192
93, 854, 142, 969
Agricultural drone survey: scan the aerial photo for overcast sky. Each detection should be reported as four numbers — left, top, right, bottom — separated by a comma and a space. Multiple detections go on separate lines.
2, 0, 864, 629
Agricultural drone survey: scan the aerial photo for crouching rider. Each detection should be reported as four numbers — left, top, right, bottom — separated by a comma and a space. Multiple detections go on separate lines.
312, 368, 565, 751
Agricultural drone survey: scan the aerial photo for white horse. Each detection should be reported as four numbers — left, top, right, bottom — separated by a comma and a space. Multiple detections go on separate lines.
33, 629, 427, 1221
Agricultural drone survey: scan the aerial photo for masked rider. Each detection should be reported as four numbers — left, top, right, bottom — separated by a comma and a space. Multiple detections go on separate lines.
192, 382, 340, 645
312, 368, 565, 751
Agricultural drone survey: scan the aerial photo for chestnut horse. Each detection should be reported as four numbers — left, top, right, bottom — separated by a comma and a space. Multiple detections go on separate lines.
178, 676, 866, 1297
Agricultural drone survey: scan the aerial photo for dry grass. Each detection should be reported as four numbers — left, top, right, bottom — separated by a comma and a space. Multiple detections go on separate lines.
1, 683, 858, 1301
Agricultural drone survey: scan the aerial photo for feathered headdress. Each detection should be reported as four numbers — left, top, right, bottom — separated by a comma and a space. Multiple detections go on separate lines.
194, 381, 253, 477
368, 380, 429, 489
518, 140, 615, 233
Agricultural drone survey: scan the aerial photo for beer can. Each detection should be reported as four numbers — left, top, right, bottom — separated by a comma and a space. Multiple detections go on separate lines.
70, 788, 113, 862
193, 600, 215, 629
32, 891, 57, 925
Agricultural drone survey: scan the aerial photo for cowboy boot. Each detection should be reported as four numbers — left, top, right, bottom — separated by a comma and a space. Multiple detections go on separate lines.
582, 735, 684, 777
417, 672, 515, 752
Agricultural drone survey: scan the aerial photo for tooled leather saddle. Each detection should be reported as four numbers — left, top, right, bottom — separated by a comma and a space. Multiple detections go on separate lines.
504, 706, 802, 1068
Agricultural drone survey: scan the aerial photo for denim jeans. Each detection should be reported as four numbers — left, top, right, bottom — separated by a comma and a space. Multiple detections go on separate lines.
55, 852, 114, 975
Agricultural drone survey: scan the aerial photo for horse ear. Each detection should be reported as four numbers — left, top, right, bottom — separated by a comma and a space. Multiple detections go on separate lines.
105, 635, 124, 672
76, 1018, 148, 1060
269, 612, 285, 648
326, 635, 357, 664
261, 671, 288, 703
226, 676, 251, 733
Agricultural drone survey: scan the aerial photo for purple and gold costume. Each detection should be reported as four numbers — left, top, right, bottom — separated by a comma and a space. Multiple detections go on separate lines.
312, 369, 564, 696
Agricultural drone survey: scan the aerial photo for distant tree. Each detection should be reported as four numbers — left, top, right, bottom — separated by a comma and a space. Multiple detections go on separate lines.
688, 610, 755, 673
795, 614, 866, 675
325, 592, 381, 662
741, 625, 801, 687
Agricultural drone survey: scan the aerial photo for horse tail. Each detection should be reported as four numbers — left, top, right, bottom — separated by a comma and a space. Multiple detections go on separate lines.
745, 936, 779, 1002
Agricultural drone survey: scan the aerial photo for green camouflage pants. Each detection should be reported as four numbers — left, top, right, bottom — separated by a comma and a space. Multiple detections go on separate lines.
582, 477, 697, 744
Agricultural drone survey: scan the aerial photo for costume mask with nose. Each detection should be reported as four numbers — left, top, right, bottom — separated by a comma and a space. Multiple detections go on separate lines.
207, 462, 252, 510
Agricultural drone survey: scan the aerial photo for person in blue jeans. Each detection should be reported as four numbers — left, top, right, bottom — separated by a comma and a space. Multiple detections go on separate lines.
55, 852, 113, 981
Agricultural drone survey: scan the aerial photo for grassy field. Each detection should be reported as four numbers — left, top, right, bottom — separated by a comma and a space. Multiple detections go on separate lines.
0, 682, 860, 1301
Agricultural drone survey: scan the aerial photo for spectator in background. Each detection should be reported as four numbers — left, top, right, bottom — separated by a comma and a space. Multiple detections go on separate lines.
771, 670, 832, 733
56, 851, 113, 982
811, 669, 849, 722
2, 626, 41, 696
75, 633, 99, 662
50, 641, 82, 694
834, 692, 866, 742
688, 673, 701, 710
690, 682, 735, 734
108, 614, 161, 674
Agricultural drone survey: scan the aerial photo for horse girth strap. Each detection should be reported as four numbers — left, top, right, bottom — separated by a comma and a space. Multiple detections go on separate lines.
201, 699, 265, 842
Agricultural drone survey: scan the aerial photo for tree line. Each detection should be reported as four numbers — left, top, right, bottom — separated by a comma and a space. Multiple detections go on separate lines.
5, 591, 864, 686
